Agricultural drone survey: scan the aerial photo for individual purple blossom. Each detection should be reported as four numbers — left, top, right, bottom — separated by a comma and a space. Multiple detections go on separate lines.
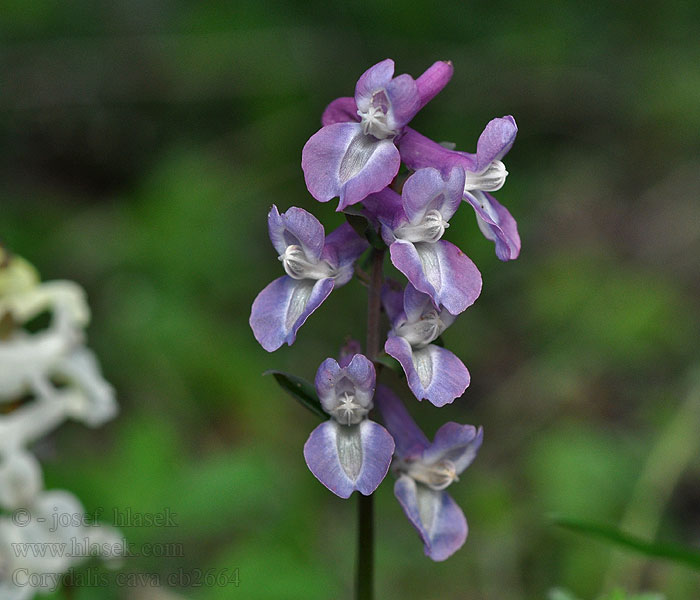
301, 59, 454, 211
363, 166, 482, 315
250, 206, 368, 352
397, 116, 520, 260
374, 384, 482, 561
303, 354, 395, 498
382, 282, 470, 407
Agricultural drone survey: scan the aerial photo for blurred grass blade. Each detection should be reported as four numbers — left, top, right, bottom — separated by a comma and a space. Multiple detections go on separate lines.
553, 516, 700, 570
264, 370, 327, 420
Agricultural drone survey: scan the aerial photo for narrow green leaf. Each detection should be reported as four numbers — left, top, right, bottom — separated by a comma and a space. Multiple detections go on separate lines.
344, 211, 385, 250
344, 213, 368, 239
553, 516, 700, 571
264, 370, 328, 420
374, 353, 403, 377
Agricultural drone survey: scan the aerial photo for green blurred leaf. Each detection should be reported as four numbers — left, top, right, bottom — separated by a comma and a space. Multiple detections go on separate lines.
553, 516, 700, 571
265, 371, 327, 420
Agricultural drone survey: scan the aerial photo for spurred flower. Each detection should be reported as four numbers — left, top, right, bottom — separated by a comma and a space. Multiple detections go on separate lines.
250, 206, 368, 352
301, 59, 454, 211
397, 116, 520, 260
375, 384, 482, 561
303, 354, 394, 498
363, 166, 482, 315
382, 282, 470, 407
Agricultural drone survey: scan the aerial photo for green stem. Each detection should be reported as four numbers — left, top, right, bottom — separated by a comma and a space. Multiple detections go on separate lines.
356, 247, 384, 600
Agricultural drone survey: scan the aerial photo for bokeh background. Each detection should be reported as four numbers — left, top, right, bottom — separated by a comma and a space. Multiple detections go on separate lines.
2, 1, 700, 598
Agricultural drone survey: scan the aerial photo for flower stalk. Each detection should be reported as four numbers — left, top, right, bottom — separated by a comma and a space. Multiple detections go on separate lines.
356, 247, 385, 600
252, 57, 519, 589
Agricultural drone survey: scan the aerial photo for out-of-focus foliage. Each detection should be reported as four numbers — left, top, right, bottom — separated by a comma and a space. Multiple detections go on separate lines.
1, 0, 699, 598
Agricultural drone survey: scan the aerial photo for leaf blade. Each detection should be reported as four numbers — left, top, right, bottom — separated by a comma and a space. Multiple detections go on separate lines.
553, 516, 700, 571
264, 370, 328, 420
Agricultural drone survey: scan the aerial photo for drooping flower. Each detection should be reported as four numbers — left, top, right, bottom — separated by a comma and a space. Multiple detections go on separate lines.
303, 354, 395, 498
383, 282, 470, 407
250, 206, 368, 352
374, 384, 482, 561
397, 116, 520, 260
363, 166, 482, 315
302, 59, 454, 211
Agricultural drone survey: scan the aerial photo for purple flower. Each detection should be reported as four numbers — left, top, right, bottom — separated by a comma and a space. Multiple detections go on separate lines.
397, 116, 520, 261
364, 166, 482, 315
303, 355, 395, 498
374, 384, 482, 561
250, 206, 368, 352
301, 59, 454, 211
382, 282, 470, 407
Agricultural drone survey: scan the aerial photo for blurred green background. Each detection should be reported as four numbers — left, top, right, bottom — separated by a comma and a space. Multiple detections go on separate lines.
2, 1, 700, 598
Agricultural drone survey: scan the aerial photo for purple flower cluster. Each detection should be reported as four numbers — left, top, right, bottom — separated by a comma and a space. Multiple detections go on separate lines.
250, 59, 519, 561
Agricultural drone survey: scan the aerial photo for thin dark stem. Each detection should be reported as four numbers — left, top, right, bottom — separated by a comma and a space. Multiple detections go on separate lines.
356, 247, 385, 600
365, 248, 385, 361
357, 493, 374, 600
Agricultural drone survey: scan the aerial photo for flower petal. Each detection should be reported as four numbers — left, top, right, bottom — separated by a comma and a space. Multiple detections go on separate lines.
322, 96, 359, 126
397, 127, 477, 174
422, 424, 483, 475
467, 191, 521, 261
385, 337, 469, 407
401, 166, 465, 224
344, 354, 376, 397
302, 122, 400, 209
52, 348, 117, 427
304, 420, 394, 498
355, 420, 396, 495
390, 240, 482, 315
314, 357, 343, 410
268, 205, 325, 262
381, 279, 406, 326
0, 388, 69, 449
385, 73, 420, 131
394, 475, 468, 561
402, 283, 434, 323
321, 222, 369, 284
362, 187, 405, 242
415, 61, 454, 110
354, 59, 395, 113
338, 339, 362, 368
315, 354, 375, 412
472, 116, 518, 173
374, 384, 429, 459
0, 450, 43, 510
250, 276, 334, 352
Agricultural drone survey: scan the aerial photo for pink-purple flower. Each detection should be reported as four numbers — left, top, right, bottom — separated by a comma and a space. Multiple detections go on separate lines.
375, 385, 482, 561
304, 354, 395, 498
249, 206, 368, 352
301, 59, 454, 211
382, 282, 470, 407
397, 116, 520, 260
364, 166, 482, 315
